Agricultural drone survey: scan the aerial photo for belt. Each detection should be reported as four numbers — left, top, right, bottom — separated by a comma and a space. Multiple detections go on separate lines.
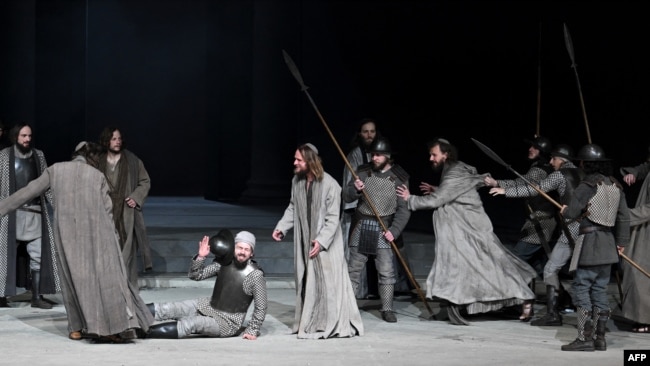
579, 226, 611, 234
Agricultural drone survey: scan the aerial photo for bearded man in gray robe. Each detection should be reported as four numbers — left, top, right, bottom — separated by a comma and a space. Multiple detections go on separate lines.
98, 126, 152, 289
272, 143, 363, 339
397, 138, 536, 325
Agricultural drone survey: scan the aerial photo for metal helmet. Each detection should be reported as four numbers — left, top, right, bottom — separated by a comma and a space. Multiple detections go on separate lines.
525, 136, 552, 155
576, 143, 610, 161
368, 137, 392, 155
209, 229, 235, 265
550, 144, 574, 161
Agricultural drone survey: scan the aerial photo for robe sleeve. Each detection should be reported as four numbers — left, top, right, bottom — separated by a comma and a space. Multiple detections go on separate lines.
130, 158, 151, 209
0, 168, 52, 216
313, 181, 341, 251
274, 186, 295, 235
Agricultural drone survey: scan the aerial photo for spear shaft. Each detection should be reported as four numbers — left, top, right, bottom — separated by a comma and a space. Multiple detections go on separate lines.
536, 22, 542, 137
564, 23, 592, 144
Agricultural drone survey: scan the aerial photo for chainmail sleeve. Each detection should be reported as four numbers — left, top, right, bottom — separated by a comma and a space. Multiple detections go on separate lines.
242, 270, 267, 337
504, 170, 566, 198
188, 256, 221, 281
498, 166, 547, 188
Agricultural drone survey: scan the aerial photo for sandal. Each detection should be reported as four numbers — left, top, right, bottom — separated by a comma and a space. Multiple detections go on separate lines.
519, 301, 534, 322
632, 325, 649, 333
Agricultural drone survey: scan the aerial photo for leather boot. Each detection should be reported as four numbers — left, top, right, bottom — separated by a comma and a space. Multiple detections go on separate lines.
531, 285, 562, 326
145, 322, 179, 339
562, 307, 595, 351
593, 308, 610, 351
30, 270, 52, 309
0, 297, 9, 308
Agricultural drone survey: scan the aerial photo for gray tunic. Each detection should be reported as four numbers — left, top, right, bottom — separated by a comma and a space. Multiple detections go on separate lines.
0, 158, 153, 336
274, 172, 364, 338
406, 161, 536, 314
620, 162, 650, 325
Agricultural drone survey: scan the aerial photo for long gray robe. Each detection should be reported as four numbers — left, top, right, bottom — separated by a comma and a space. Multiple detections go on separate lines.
274, 172, 363, 339
620, 162, 650, 325
102, 149, 152, 289
406, 161, 536, 314
0, 158, 153, 336
0, 146, 59, 297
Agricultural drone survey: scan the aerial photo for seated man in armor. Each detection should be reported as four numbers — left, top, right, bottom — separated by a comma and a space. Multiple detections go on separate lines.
144, 230, 267, 340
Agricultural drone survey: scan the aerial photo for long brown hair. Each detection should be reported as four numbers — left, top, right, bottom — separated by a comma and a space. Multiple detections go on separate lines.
298, 144, 324, 181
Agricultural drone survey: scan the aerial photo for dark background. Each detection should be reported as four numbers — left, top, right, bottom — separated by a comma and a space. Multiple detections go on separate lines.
1, 0, 647, 234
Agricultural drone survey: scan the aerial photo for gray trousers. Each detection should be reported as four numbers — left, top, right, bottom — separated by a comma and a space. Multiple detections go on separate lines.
571, 264, 611, 311
348, 247, 396, 289
543, 239, 572, 289
16, 209, 42, 271
155, 300, 221, 338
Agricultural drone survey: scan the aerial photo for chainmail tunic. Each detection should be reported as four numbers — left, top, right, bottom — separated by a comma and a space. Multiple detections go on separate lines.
504, 161, 581, 250
189, 258, 267, 337
498, 165, 556, 245
343, 166, 410, 251
587, 182, 621, 227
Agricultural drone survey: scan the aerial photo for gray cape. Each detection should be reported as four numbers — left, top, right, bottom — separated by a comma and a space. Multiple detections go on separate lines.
0, 158, 153, 335
407, 161, 536, 314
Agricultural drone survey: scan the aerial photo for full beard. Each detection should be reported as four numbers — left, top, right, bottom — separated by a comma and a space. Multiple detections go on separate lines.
234, 257, 248, 268
16, 143, 31, 155
372, 160, 388, 172
294, 168, 308, 179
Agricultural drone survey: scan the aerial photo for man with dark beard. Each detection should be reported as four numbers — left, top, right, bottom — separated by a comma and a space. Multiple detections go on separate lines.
0, 123, 57, 309
145, 231, 267, 340
343, 137, 410, 322
341, 118, 379, 299
98, 126, 152, 289
272, 143, 363, 339
397, 138, 536, 325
